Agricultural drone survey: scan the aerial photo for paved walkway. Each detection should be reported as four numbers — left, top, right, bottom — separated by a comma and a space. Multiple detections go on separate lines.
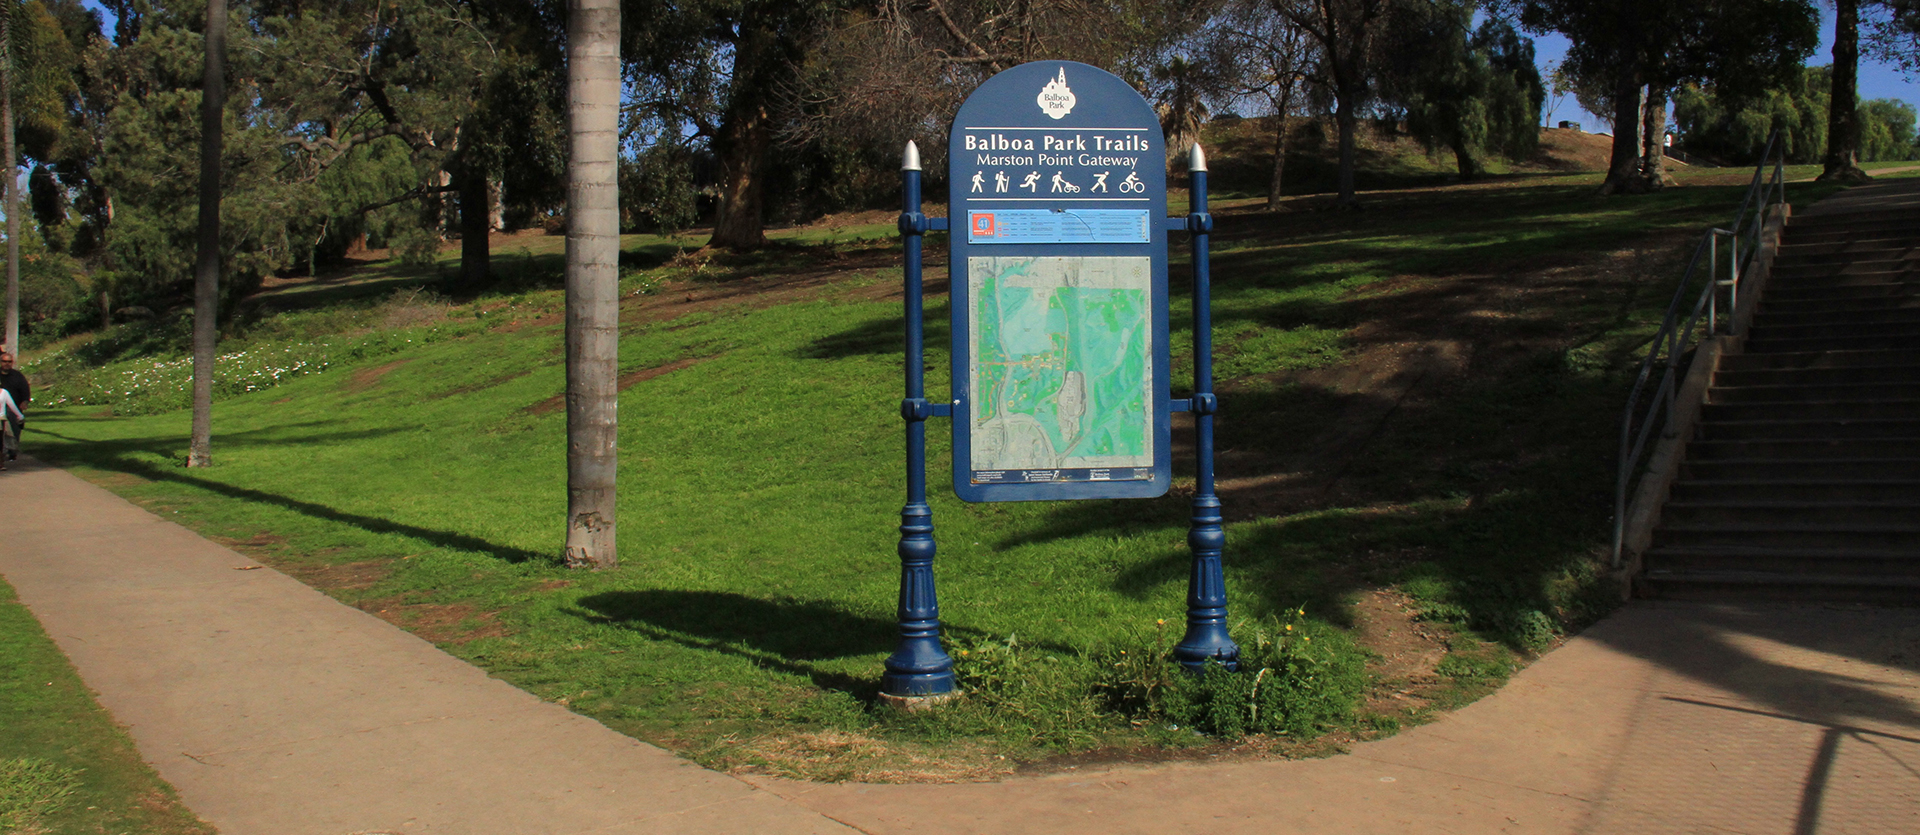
6, 459, 1919, 835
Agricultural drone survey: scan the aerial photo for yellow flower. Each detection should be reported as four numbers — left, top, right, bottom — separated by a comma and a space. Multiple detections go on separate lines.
1285, 624, 1293, 631
1156, 619, 1166, 626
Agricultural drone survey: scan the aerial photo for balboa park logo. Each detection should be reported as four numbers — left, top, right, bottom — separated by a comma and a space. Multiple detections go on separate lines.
1037, 68, 1076, 120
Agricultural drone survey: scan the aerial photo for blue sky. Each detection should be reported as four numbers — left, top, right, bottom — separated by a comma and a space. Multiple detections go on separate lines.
73, 1, 1920, 135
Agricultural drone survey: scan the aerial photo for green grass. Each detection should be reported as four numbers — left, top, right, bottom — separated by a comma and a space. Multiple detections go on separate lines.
0, 580, 214, 835
18, 160, 1863, 780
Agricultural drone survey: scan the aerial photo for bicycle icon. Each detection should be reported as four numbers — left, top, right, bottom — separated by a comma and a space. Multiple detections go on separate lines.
1118, 172, 1145, 193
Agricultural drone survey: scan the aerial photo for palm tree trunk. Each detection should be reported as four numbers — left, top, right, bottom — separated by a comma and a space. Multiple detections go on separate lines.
1818, 0, 1870, 182
564, 0, 620, 569
3, 5, 18, 355
189, 0, 225, 468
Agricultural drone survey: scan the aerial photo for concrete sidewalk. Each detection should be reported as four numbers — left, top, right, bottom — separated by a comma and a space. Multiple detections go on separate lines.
6, 457, 1919, 834
1, 457, 854, 835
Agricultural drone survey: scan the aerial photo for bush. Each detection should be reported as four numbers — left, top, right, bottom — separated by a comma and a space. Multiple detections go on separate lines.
1094, 612, 1367, 738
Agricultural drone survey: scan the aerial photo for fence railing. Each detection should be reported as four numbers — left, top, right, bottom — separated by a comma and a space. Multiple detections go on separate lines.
1612, 132, 1788, 568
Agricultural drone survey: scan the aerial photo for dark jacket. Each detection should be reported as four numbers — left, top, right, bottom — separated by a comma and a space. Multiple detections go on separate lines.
0, 368, 28, 415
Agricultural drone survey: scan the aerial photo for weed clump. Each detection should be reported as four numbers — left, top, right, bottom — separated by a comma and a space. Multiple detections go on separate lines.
1096, 613, 1366, 739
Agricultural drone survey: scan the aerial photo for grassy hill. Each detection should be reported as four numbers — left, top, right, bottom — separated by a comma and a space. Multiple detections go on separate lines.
13, 133, 1903, 781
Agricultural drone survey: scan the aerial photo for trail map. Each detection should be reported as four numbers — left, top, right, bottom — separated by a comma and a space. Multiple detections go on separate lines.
967, 256, 1154, 483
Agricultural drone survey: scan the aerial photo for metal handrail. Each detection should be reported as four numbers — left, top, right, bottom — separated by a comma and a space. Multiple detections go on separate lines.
1612, 131, 1788, 568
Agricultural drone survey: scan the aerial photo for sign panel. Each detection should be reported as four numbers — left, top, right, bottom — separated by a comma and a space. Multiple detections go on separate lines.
949, 62, 1171, 502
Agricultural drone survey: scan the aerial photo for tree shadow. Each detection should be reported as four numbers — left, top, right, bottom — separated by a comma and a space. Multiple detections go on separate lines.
570, 590, 899, 697
31, 427, 555, 565
1574, 602, 1920, 835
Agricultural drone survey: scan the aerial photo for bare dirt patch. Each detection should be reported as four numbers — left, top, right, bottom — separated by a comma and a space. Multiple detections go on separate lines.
1351, 588, 1450, 714
343, 359, 412, 393
282, 559, 392, 592
357, 598, 508, 645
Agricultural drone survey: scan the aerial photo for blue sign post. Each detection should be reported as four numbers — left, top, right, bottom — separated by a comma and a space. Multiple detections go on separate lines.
885, 62, 1237, 702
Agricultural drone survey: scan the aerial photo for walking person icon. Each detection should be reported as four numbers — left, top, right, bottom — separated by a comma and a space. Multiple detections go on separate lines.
1091, 171, 1110, 192
994, 171, 1010, 193
971, 171, 985, 193
1020, 171, 1041, 192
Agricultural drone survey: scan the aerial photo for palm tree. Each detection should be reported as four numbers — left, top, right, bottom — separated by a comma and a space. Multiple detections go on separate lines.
1155, 57, 1212, 163
4, 1, 18, 355
189, 0, 226, 468
564, 0, 621, 569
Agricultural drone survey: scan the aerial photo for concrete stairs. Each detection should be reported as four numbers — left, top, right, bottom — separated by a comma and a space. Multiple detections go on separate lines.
1640, 181, 1920, 601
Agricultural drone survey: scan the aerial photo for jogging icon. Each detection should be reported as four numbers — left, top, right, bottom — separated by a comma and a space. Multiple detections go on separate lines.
1118, 171, 1145, 193
1019, 171, 1041, 192
1050, 172, 1079, 193
1091, 171, 1110, 192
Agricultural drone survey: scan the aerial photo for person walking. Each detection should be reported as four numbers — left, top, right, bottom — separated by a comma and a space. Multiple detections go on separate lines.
0, 386, 19, 470
0, 350, 29, 465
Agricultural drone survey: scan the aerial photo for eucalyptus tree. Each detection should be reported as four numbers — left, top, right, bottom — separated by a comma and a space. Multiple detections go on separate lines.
1268, 0, 1398, 206
188, 0, 224, 468
1201, 0, 1317, 209
565, 0, 620, 570
1517, 0, 1817, 194
1379, 7, 1544, 180
1818, 0, 1920, 180
622, 0, 835, 251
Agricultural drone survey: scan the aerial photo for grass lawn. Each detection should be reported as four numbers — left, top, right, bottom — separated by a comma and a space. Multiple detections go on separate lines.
0, 580, 214, 835
16, 156, 1860, 780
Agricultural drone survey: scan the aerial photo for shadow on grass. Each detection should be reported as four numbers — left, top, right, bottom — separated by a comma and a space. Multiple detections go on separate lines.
31, 427, 555, 565
570, 590, 896, 696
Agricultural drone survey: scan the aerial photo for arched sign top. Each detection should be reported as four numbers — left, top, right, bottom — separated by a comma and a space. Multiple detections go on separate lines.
947, 61, 1172, 503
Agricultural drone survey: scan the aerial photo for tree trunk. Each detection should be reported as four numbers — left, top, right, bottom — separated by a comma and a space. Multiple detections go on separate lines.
459, 162, 490, 287
189, 0, 226, 469
709, 104, 771, 250
1638, 86, 1670, 190
3, 8, 17, 354
1267, 114, 1289, 211
1818, 0, 1870, 182
564, 0, 620, 570
1334, 98, 1360, 206
1599, 77, 1643, 195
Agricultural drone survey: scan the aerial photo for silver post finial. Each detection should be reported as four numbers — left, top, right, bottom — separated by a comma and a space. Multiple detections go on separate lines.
903, 141, 922, 172
1189, 143, 1208, 173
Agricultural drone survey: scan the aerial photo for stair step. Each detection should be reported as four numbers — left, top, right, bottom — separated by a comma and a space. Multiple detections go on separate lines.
1744, 319, 1920, 340
1661, 501, 1920, 526
1763, 280, 1920, 302
1669, 480, 1920, 502
1751, 308, 1920, 329
1637, 568, 1920, 602
1709, 382, 1920, 403
1778, 238, 1920, 257
1770, 265, 1920, 284
1686, 438, 1920, 459
1700, 400, 1920, 421
1653, 524, 1920, 551
1788, 212, 1920, 235
1756, 297, 1920, 317
1745, 333, 1920, 353
1680, 459, 1920, 480
1696, 418, 1920, 441
1646, 544, 1920, 573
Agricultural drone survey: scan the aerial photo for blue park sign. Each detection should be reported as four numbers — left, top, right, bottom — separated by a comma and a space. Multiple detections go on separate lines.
947, 62, 1173, 503
883, 61, 1237, 700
